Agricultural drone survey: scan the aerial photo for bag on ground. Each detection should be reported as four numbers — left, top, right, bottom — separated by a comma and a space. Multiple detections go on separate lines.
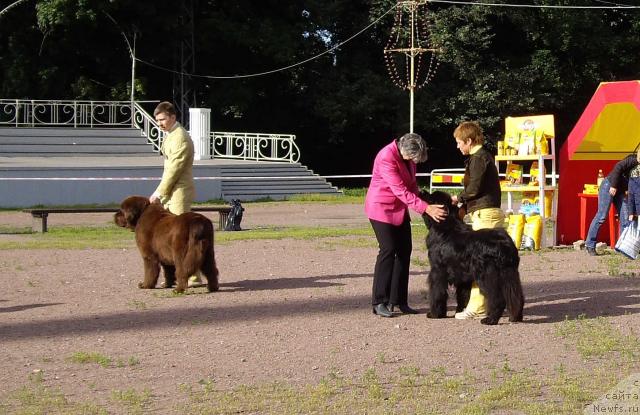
224, 199, 244, 231
614, 219, 640, 259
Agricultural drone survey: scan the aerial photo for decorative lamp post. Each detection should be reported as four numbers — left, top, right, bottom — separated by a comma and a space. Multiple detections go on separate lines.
383, 1, 440, 133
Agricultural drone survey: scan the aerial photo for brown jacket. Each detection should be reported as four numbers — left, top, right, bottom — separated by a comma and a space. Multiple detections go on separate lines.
458, 146, 501, 214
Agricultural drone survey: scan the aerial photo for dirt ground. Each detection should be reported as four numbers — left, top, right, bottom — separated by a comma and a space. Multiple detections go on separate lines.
1, 202, 640, 413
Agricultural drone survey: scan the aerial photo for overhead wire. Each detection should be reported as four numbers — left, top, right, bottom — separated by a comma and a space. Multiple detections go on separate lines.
586, 0, 634, 5
134, 0, 640, 80
425, 0, 640, 9
134, 3, 398, 80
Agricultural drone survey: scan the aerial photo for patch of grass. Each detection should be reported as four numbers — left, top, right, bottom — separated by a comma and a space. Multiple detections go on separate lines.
321, 237, 377, 250
217, 225, 374, 243
116, 356, 140, 368
195, 198, 226, 205
599, 254, 639, 277
0, 226, 135, 250
110, 388, 152, 414
555, 314, 640, 360
411, 256, 429, 268
67, 352, 112, 368
177, 366, 474, 414
550, 368, 595, 406
0, 225, 32, 234
3, 363, 635, 415
172, 362, 632, 415
152, 289, 194, 298
0, 224, 380, 250
225, 189, 365, 205
2, 372, 108, 414
602, 254, 625, 276
459, 371, 549, 414
285, 188, 365, 203
127, 299, 148, 310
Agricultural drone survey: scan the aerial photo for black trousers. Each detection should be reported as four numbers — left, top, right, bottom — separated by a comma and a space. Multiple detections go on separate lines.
370, 217, 412, 306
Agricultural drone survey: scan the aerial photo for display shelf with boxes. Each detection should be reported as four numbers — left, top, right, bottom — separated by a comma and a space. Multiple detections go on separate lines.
496, 115, 558, 248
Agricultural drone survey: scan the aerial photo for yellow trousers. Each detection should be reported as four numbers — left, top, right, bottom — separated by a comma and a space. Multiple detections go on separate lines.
465, 208, 506, 313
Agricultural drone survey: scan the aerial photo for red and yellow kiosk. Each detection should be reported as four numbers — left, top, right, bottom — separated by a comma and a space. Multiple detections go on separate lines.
557, 80, 640, 245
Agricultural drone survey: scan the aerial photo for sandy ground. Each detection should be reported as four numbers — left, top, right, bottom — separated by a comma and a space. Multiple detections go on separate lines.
1, 202, 639, 413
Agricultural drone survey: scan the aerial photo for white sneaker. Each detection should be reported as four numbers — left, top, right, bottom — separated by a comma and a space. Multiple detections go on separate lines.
454, 309, 487, 320
188, 275, 203, 288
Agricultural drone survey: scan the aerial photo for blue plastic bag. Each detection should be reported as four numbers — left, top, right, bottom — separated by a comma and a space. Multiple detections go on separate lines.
615, 219, 640, 259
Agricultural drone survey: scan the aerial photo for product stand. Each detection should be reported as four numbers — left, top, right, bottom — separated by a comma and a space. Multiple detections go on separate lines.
495, 135, 558, 247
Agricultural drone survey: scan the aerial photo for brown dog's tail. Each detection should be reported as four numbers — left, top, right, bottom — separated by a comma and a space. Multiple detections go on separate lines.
185, 217, 219, 291
502, 270, 525, 322
186, 218, 212, 259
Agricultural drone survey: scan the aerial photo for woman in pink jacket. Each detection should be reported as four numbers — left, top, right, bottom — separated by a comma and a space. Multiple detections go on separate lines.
365, 133, 446, 317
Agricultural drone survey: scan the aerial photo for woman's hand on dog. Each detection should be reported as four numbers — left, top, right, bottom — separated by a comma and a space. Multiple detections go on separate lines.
424, 204, 447, 222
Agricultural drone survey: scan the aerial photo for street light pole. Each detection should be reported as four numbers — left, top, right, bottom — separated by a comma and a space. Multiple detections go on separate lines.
409, 3, 416, 133
104, 13, 137, 126
384, 1, 440, 134
130, 32, 136, 106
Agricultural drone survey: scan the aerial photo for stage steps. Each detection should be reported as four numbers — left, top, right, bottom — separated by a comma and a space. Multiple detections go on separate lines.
218, 163, 340, 201
0, 127, 156, 157
0, 127, 340, 207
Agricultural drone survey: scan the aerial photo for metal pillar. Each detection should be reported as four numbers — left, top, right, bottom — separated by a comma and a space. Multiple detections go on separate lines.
173, 0, 196, 127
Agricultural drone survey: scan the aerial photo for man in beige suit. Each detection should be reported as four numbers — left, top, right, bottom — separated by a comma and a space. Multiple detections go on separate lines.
149, 101, 195, 215
149, 102, 201, 287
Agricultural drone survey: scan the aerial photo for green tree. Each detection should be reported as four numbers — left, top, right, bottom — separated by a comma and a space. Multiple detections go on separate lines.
2, 0, 640, 173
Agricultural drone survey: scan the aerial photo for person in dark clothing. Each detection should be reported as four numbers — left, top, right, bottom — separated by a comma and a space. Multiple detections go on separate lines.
585, 149, 640, 255
627, 162, 640, 223
365, 133, 446, 318
450, 121, 505, 319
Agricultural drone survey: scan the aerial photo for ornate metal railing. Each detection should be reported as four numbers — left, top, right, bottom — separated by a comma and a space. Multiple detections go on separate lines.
132, 102, 163, 152
211, 132, 300, 163
0, 99, 137, 127
0, 99, 300, 162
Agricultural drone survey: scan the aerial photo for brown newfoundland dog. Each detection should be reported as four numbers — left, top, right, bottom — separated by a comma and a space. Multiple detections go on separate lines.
114, 196, 219, 293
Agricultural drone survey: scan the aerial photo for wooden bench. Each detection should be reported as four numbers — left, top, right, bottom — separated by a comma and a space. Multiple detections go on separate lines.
23, 206, 232, 233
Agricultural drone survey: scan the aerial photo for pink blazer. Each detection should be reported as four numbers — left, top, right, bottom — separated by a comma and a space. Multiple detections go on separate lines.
365, 140, 428, 225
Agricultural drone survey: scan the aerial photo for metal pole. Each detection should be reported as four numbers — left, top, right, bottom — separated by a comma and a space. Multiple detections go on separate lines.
130, 34, 136, 127
130, 34, 136, 105
409, 3, 415, 133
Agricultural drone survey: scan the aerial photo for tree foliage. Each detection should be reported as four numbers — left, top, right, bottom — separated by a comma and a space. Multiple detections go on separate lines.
1, 0, 640, 173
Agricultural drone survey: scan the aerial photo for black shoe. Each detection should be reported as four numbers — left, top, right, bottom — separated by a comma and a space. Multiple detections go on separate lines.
391, 304, 420, 314
397, 304, 419, 314
372, 303, 393, 318
586, 246, 598, 256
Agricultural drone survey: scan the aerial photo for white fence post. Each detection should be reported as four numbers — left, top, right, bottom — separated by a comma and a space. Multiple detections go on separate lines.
189, 108, 211, 160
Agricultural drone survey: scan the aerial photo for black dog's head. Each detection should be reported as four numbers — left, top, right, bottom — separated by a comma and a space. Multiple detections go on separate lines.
420, 190, 464, 229
114, 196, 151, 230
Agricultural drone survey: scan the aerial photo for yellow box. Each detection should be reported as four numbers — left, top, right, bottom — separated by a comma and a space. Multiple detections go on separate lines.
583, 184, 599, 194
505, 163, 523, 185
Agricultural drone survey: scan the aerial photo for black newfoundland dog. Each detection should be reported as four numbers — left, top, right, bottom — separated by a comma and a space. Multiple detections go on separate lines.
421, 191, 524, 325
114, 196, 219, 294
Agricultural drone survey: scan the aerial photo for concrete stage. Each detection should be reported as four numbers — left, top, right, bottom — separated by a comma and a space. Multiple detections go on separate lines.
0, 156, 339, 208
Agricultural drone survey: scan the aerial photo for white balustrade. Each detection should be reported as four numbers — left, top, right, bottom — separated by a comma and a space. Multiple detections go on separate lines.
0, 99, 300, 162
0, 99, 139, 127
211, 132, 300, 163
